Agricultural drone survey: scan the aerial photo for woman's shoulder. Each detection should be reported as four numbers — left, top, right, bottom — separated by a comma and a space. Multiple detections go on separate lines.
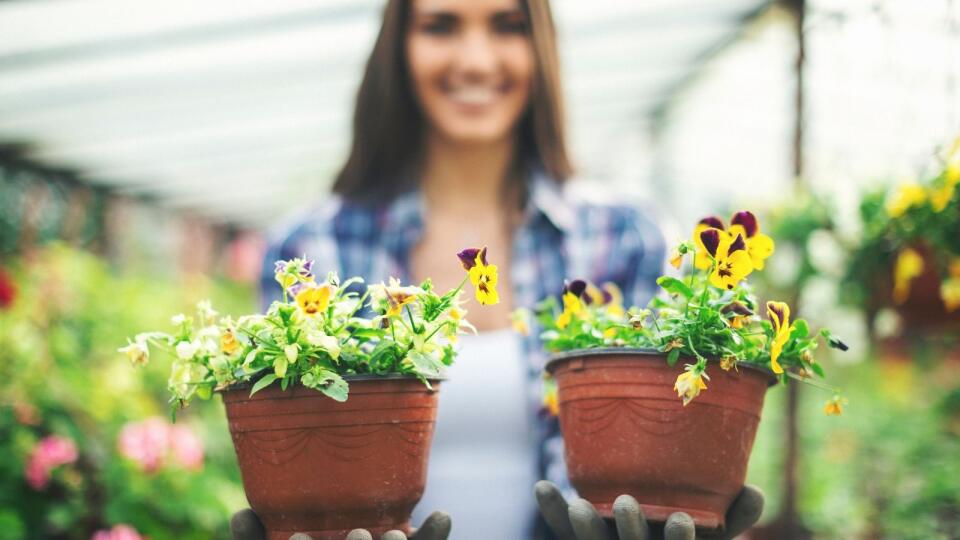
559, 179, 664, 245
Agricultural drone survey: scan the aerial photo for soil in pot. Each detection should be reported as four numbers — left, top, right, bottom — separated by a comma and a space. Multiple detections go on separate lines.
546, 349, 775, 532
221, 376, 440, 540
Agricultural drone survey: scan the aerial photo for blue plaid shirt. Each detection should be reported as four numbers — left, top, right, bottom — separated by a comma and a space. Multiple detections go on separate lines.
261, 172, 665, 528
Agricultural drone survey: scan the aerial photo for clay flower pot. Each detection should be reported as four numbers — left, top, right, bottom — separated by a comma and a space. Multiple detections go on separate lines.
546, 348, 775, 532
221, 375, 440, 540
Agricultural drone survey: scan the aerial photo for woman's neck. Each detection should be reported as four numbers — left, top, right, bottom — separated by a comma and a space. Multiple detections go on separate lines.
419, 132, 518, 213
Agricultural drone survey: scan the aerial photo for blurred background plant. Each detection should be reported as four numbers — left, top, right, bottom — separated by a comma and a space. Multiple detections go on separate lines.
0, 244, 250, 539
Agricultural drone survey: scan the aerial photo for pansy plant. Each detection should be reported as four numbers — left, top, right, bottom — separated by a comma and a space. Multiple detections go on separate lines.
121, 248, 499, 415
530, 211, 849, 413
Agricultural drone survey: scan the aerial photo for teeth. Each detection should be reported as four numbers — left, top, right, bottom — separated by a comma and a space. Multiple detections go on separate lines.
449, 87, 497, 105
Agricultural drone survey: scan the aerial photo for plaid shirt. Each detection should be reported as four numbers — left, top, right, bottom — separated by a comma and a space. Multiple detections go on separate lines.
261, 171, 665, 530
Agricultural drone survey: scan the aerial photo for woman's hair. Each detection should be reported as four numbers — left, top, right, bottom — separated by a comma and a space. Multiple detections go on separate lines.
331, 0, 572, 203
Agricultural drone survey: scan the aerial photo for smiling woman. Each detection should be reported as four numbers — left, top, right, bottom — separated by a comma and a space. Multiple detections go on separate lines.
258, 0, 667, 538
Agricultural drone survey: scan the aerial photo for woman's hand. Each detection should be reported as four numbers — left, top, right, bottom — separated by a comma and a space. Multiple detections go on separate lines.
230, 509, 451, 540
534, 481, 763, 540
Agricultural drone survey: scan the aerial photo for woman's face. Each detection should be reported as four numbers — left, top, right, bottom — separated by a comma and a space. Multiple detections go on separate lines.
406, 0, 534, 146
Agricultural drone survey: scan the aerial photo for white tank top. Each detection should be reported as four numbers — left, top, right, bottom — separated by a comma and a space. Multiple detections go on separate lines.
411, 329, 537, 539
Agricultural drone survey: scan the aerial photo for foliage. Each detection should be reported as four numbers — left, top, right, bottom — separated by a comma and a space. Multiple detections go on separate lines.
0, 244, 249, 539
840, 138, 960, 314
123, 249, 498, 411
529, 211, 847, 408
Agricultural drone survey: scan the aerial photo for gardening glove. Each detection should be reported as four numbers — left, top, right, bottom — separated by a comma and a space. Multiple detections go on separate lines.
230, 508, 451, 540
535, 480, 763, 540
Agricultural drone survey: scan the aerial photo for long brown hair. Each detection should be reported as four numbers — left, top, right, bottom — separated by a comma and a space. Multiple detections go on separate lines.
332, 0, 572, 203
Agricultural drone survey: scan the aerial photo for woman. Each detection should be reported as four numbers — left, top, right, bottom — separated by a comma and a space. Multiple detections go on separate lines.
251, 0, 680, 537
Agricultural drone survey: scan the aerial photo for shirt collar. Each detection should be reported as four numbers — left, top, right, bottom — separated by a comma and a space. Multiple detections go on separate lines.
381, 168, 575, 237
526, 169, 575, 234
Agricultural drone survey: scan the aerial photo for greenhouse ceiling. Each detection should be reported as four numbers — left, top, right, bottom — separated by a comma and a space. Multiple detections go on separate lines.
0, 0, 769, 228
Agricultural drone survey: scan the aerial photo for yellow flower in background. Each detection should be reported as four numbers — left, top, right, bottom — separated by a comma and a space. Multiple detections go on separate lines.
729, 211, 775, 270
220, 329, 241, 355
543, 389, 560, 416
929, 183, 955, 213
886, 183, 927, 218
823, 396, 847, 416
946, 136, 960, 184
720, 356, 738, 371
699, 229, 754, 290
603, 327, 618, 340
669, 250, 684, 269
766, 301, 792, 374
296, 283, 334, 316
674, 366, 709, 406
601, 282, 625, 318
511, 309, 531, 336
119, 339, 149, 366
892, 248, 924, 304
458, 247, 499, 306
942, 278, 960, 312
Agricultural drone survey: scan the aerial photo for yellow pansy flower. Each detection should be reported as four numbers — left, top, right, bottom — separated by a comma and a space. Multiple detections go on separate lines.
766, 301, 792, 375
220, 329, 241, 355
729, 211, 775, 270
458, 247, 500, 305
721, 301, 753, 329
296, 283, 334, 316
886, 183, 927, 218
674, 366, 709, 406
693, 216, 726, 270
823, 396, 846, 416
720, 356, 738, 371
699, 229, 754, 290
556, 292, 582, 329
892, 248, 924, 304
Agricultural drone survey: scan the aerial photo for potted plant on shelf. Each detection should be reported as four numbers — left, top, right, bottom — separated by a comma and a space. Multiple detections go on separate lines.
526, 211, 847, 533
841, 137, 960, 340
120, 248, 499, 540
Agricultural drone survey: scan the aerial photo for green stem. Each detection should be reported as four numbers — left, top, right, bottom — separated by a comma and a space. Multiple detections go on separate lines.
784, 371, 841, 393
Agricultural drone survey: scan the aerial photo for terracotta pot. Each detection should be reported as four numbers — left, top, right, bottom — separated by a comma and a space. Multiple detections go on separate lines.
221, 376, 440, 540
546, 348, 775, 532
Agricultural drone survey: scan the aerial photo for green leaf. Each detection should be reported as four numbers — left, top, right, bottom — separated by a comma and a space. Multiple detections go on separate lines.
792, 319, 810, 339
196, 384, 213, 400
407, 350, 444, 378
810, 362, 826, 378
250, 374, 277, 396
319, 372, 349, 402
667, 348, 680, 366
656, 276, 694, 299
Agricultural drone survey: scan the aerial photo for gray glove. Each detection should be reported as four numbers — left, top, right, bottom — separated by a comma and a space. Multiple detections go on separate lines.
230, 509, 451, 540
534, 481, 763, 540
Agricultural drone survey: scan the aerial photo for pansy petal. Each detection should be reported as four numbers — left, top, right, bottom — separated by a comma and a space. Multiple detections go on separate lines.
698, 216, 725, 230
699, 228, 722, 258
564, 279, 588, 298
457, 248, 481, 271
730, 211, 759, 237
728, 233, 747, 254
747, 233, 775, 269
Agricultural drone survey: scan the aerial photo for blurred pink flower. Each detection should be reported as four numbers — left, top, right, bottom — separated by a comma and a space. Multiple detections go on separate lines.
0, 267, 15, 310
25, 435, 78, 490
118, 418, 168, 473
118, 417, 204, 473
91, 524, 143, 540
169, 425, 204, 470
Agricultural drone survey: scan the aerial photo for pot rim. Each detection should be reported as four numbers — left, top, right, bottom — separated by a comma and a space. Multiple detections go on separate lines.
545, 347, 778, 385
217, 372, 446, 393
